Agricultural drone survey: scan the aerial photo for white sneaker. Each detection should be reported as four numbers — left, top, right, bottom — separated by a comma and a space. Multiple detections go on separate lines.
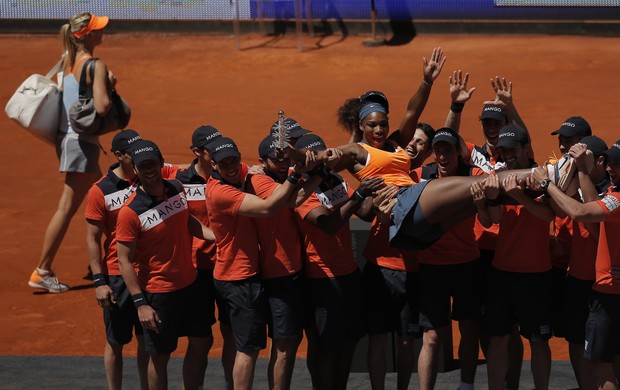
28, 269, 70, 293
546, 154, 577, 192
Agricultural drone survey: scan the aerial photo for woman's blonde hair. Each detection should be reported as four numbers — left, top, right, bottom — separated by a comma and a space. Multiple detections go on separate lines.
59, 12, 92, 71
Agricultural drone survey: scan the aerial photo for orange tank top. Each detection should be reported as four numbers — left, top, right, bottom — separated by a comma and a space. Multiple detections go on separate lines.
356, 142, 414, 187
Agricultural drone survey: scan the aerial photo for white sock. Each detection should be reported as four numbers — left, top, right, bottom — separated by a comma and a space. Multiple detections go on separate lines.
459, 381, 474, 390
36, 268, 50, 276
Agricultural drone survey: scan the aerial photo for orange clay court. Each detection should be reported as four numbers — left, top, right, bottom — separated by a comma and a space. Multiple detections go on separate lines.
0, 32, 619, 361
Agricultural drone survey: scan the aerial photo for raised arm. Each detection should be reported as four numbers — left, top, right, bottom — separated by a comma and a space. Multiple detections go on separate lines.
444, 69, 476, 133
394, 47, 446, 148
484, 76, 533, 159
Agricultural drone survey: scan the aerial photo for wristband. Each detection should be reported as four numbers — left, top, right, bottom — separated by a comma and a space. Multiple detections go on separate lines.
450, 102, 465, 113
485, 198, 500, 207
353, 190, 365, 202
132, 293, 148, 307
286, 172, 302, 185
92, 273, 107, 287
421, 79, 432, 88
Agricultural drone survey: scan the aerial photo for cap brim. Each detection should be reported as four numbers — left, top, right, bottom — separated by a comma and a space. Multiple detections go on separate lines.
603, 149, 620, 162
496, 140, 521, 149
550, 128, 577, 137
91, 15, 109, 31
289, 129, 311, 138
214, 150, 240, 163
480, 113, 506, 121
431, 137, 458, 147
133, 152, 161, 165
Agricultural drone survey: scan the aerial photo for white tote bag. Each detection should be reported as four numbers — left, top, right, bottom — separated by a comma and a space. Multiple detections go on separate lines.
5, 57, 64, 145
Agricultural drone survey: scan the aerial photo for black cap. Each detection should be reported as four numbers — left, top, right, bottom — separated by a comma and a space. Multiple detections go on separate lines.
603, 140, 620, 162
294, 134, 327, 151
496, 124, 529, 149
192, 125, 222, 148
129, 139, 162, 165
111, 129, 141, 152
431, 128, 459, 147
258, 135, 277, 159
580, 135, 608, 157
359, 90, 389, 114
210, 137, 241, 163
551, 116, 592, 137
270, 118, 311, 139
480, 104, 507, 121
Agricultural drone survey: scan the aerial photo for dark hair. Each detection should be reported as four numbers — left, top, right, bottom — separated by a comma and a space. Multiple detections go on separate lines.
417, 123, 436, 143
337, 97, 362, 140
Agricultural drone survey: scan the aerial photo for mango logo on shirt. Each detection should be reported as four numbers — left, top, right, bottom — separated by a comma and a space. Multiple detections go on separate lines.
138, 192, 188, 231
104, 185, 138, 211
316, 182, 349, 209
183, 184, 206, 201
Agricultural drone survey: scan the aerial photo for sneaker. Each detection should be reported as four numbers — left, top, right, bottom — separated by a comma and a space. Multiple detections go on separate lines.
546, 153, 577, 192
28, 269, 70, 293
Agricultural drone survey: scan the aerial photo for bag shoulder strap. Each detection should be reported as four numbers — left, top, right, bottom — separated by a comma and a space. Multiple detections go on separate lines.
78, 58, 97, 100
44, 55, 66, 80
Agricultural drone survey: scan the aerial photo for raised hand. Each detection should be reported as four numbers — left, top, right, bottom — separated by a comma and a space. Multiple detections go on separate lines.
449, 70, 476, 104
324, 148, 343, 169
483, 76, 513, 107
422, 47, 447, 84
531, 166, 549, 182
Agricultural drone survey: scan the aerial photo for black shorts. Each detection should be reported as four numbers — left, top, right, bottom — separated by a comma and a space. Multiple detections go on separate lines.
485, 268, 553, 340
418, 261, 483, 330
363, 261, 420, 338
214, 275, 267, 353
142, 280, 213, 354
550, 266, 567, 338
263, 273, 305, 340
584, 292, 620, 363
308, 270, 366, 352
103, 275, 142, 346
563, 275, 594, 344
196, 269, 217, 327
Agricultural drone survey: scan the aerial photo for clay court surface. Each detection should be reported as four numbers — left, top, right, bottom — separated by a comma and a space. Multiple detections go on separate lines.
1, 31, 619, 362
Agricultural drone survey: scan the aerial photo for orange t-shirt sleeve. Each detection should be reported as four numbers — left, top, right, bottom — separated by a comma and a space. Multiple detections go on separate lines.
296, 194, 322, 220
116, 206, 142, 243
250, 174, 278, 199
210, 183, 246, 216
85, 186, 106, 221
410, 167, 422, 182
161, 163, 179, 179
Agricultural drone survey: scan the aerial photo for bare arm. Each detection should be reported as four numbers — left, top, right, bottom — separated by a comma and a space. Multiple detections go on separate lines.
92, 60, 112, 116
187, 214, 215, 241
85, 219, 116, 307
532, 167, 607, 223
395, 47, 446, 148
117, 241, 162, 333
484, 76, 533, 160
444, 69, 476, 133
503, 174, 554, 222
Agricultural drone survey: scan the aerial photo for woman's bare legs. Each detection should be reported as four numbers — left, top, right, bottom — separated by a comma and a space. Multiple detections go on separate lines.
417, 169, 534, 230
30, 170, 101, 292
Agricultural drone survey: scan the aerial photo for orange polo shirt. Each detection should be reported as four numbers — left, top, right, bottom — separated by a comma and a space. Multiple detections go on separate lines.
295, 173, 357, 278
593, 189, 620, 294
363, 219, 418, 271
248, 174, 302, 279
206, 163, 260, 281
116, 180, 196, 293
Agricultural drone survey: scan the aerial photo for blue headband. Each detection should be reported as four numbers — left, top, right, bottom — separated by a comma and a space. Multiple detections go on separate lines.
359, 103, 387, 122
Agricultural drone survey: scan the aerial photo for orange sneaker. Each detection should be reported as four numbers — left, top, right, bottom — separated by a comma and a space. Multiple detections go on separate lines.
28, 269, 69, 293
